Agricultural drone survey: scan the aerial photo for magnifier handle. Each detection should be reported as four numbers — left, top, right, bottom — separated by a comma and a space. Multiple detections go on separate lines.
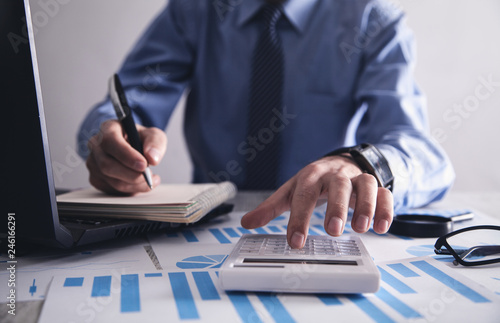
450, 212, 475, 223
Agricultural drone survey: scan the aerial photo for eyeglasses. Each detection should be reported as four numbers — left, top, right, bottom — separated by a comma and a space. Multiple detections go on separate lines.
434, 225, 500, 266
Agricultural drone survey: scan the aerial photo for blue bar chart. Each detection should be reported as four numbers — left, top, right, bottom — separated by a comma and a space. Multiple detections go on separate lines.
28, 208, 500, 322
38, 256, 499, 323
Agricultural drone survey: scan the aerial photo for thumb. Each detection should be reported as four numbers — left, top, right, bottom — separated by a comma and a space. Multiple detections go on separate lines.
138, 125, 167, 166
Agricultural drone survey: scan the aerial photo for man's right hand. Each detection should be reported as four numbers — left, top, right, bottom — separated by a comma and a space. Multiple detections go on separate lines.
86, 120, 167, 194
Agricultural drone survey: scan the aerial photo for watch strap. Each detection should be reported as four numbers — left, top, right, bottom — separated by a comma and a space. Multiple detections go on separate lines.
324, 144, 394, 191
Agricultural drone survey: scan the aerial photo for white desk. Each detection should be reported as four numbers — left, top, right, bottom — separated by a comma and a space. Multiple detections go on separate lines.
1, 190, 500, 322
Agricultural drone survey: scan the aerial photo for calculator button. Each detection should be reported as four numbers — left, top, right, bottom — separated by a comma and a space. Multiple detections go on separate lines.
239, 250, 260, 255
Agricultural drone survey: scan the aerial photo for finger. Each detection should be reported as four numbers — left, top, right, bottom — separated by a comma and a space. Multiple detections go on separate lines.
89, 173, 157, 195
89, 169, 158, 194
373, 187, 393, 234
287, 171, 323, 249
324, 174, 352, 236
351, 173, 378, 233
103, 174, 160, 194
99, 120, 148, 172
138, 125, 167, 166
240, 181, 294, 229
86, 148, 156, 194
88, 142, 145, 184
88, 169, 117, 194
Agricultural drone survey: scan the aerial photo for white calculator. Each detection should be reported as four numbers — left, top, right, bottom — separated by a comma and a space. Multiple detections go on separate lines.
219, 234, 380, 294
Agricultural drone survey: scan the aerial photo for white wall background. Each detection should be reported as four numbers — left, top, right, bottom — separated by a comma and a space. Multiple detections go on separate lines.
31, 0, 500, 192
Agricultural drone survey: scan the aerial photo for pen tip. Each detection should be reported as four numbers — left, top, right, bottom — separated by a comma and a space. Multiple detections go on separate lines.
144, 168, 154, 190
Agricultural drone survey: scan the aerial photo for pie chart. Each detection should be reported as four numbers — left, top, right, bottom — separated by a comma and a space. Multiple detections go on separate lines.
176, 255, 228, 269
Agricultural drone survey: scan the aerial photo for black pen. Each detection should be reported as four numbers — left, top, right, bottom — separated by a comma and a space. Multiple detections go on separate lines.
109, 73, 153, 189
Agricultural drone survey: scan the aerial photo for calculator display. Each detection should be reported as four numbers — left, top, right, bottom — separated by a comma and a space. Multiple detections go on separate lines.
242, 258, 358, 265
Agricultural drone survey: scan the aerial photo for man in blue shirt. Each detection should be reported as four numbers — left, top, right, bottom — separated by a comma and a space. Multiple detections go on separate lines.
78, 0, 455, 248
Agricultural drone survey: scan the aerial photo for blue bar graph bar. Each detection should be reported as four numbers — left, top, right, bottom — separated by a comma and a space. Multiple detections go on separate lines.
238, 227, 252, 235
410, 260, 491, 303
64, 277, 84, 287
313, 211, 324, 219
375, 287, 421, 319
254, 228, 268, 234
313, 224, 327, 235
378, 267, 416, 294
169, 272, 199, 319
224, 227, 240, 238
316, 294, 342, 306
192, 272, 220, 300
209, 228, 231, 244
144, 273, 163, 277
268, 226, 282, 233
346, 294, 395, 323
121, 274, 141, 313
227, 292, 263, 323
388, 263, 420, 278
271, 215, 286, 221
29, 279, 37, 296
256, 293, 295, 323
91, 276, 112, 297
308, 228, 319, 236
181, 230, 199, 242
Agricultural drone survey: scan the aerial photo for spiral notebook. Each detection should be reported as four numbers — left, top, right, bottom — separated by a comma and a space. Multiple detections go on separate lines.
57, 182, 237, 223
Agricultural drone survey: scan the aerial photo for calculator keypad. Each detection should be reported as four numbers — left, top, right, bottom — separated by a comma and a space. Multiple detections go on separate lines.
238, 236, 361, 257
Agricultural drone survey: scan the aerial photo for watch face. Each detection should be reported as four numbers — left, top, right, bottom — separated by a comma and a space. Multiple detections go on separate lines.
359, 146, 393, 190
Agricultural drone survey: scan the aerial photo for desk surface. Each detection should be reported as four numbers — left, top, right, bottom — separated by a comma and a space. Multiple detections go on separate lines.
1, 190, 500, 323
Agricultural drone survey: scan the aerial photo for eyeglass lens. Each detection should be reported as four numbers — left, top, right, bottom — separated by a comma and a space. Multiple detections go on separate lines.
445, 228, 500, 264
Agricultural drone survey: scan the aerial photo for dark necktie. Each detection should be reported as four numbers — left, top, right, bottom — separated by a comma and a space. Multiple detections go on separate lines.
245, 4, 284, 190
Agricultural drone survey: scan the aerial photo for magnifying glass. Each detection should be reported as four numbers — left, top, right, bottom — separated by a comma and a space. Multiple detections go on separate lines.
388, 211, 475, 238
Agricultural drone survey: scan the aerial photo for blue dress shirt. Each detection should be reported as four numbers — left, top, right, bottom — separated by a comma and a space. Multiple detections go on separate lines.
78, 0, 455, 211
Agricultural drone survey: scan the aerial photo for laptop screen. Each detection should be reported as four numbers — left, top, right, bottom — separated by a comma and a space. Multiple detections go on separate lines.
1, 0, 73, 247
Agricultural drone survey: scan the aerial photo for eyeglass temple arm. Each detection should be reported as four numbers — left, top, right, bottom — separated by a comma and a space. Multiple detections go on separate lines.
433, 237, 450, 255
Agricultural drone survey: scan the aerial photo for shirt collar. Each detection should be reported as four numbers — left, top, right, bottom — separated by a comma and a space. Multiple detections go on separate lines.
237, 0, 319, 34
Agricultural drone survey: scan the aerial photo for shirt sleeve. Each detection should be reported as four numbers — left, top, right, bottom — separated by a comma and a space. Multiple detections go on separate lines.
77, 0, 196, 159
353, 4, 455, 211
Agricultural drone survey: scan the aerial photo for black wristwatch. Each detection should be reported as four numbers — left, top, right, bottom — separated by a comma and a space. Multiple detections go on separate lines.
324, 143, 394, 191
